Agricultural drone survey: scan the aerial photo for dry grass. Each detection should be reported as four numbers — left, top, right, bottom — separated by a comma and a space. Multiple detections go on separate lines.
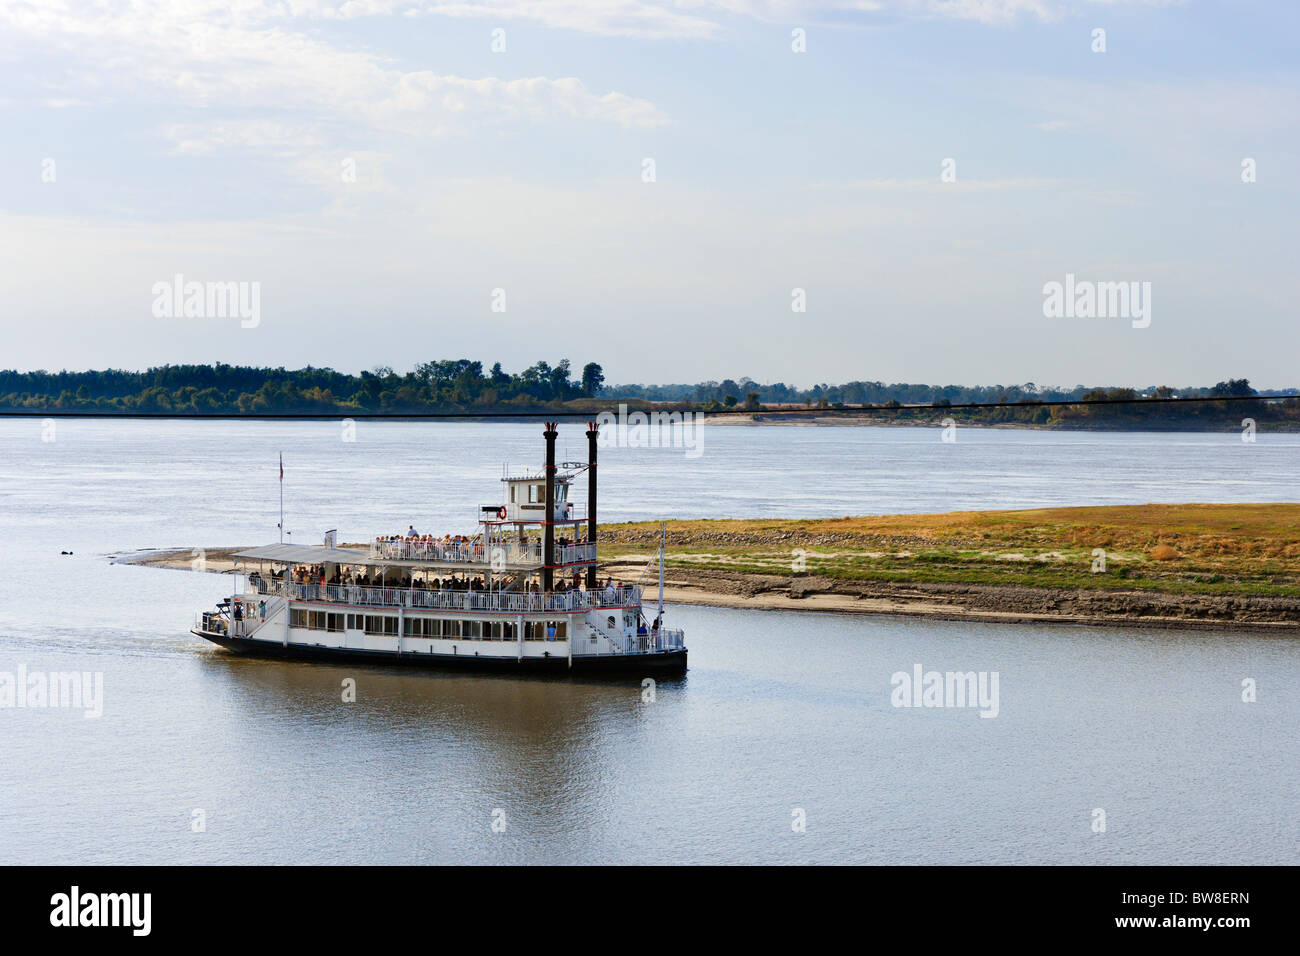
600, 503, 1300, 597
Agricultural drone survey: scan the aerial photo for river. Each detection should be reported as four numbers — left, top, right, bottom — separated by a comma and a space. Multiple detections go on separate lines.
0, 419, 1295, 863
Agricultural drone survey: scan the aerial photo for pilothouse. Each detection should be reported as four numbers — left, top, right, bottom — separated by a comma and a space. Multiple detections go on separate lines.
192, 422, 687, 674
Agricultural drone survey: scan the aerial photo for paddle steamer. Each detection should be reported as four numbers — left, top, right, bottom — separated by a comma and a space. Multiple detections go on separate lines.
192, 422, 686, 674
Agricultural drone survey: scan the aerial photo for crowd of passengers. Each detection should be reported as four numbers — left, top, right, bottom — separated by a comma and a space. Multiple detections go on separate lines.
375, 527, 591, 558
376, 530, 477, 555
248, 565, 626, 600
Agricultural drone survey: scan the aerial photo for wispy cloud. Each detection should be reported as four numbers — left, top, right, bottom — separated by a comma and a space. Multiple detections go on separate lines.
0, 0, 669, 159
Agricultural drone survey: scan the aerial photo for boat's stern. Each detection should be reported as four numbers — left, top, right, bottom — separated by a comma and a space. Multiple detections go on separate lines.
192, 608, 231, 644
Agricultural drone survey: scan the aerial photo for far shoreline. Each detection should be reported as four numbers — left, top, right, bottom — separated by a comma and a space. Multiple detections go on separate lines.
7, 410, 1300, 432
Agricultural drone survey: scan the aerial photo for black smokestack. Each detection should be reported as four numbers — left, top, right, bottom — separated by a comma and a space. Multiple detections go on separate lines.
586, 420, 598, 590
543, 421, 558, 592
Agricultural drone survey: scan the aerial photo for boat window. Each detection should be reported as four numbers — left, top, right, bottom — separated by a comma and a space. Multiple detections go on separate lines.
462, 620, 481, 639
509, 486, 516, 503
290, 609, 307, 628
364, 615, 398, 636
529, 484, 542, 503
327, 613, 344, 632
308, 611, 326, 630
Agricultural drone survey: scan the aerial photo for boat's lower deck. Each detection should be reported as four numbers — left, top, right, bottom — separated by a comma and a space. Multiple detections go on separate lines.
193, 629, 688, 674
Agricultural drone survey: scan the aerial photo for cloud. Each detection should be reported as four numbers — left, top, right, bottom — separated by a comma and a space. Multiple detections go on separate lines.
0, 0, 669, 156
907, 0, 1060, 23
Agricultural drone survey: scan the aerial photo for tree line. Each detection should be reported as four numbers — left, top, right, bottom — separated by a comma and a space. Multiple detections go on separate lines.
0, 364, 1296, 428
0, 360, 605, 414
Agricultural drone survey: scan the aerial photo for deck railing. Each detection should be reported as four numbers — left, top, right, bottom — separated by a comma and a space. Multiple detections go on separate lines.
368, 540, 597, 566
555, 543, 597, 565
652, 628, 687, 652
244, 579, 641, 614
371, 541, 488, 562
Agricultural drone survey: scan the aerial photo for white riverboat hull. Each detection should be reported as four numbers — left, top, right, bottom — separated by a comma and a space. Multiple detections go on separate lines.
192, 628, 687, 675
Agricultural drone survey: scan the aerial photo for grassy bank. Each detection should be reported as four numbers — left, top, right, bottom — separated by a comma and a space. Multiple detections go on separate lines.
598, 504, 1300, 598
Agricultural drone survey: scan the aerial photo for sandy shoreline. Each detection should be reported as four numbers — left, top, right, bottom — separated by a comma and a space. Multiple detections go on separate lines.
115, 546, 1300, 633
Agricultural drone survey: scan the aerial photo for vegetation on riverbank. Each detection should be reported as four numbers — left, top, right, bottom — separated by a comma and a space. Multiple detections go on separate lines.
2, 363, 1297, 429
599, 504, 1300, 599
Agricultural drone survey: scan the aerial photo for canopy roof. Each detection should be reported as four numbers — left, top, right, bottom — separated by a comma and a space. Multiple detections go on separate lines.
234, 543, 373, 565
232, 542, 536, 571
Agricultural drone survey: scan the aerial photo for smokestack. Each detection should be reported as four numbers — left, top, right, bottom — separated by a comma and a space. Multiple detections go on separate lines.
586, 420, 598, 590
543, 421, 558, 593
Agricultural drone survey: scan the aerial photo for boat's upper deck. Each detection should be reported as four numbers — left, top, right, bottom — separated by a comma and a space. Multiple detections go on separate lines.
368, 537, 595, 568
236, 538, 596, 573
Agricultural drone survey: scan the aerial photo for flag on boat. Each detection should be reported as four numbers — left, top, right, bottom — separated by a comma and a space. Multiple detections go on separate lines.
279, 453, 283, 482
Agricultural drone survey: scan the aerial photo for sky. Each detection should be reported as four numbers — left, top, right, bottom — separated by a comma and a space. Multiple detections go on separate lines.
1, 0, 1297, 389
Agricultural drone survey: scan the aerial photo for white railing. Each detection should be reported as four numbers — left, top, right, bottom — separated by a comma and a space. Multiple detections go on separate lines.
555, 542, 597, 565
371, 540, 491, 562
231, 595, 285, 638
652, 628, 686, 652
585, 622, 685, 656
248, 581, 641, 613
368, 539, 597, 566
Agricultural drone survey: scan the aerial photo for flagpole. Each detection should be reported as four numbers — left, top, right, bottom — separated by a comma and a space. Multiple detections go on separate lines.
279, 453, 284, 543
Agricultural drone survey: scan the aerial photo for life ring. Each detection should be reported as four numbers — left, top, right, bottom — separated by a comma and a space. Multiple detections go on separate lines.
497, 506, 507, 519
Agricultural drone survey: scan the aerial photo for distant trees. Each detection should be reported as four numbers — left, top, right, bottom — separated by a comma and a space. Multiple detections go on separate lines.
0, 359, 590, 414
0, 365, 1293, 429
1211, 378, 1255, 398
581, 362, 604, 396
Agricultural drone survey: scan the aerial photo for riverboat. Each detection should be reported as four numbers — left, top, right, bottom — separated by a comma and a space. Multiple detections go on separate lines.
191, 422, 686, 674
